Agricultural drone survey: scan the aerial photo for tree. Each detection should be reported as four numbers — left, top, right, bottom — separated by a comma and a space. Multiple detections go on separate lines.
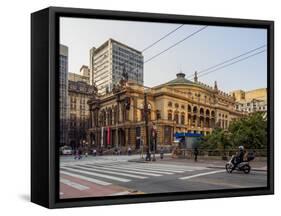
228, 112, 267, 149
199, 112, 267, 151
200, 128, 232, 150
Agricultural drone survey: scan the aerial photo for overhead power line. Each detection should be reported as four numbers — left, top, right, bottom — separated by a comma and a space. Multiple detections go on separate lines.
141, 24, 184, 52
198, 49, 267, 78
119, 24, 184, 72
187, 44, 267, 79
144, 25, 208, 64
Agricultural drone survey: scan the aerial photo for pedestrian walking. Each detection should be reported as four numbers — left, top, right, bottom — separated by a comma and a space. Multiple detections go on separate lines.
128, 146, 132, 156
145, 148, 151, 161
160, 147, 164, 159
74, 149, 82, 160
194, 147, 199, 162
92, 149, 97, 156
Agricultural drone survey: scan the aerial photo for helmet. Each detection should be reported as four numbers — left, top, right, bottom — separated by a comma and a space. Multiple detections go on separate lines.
239, 145, 244, 150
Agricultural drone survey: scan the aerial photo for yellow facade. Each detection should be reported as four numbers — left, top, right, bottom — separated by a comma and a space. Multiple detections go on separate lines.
87, 73, 243, 151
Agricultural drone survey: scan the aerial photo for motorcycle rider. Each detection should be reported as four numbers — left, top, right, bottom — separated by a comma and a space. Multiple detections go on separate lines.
231, 145, 245, 172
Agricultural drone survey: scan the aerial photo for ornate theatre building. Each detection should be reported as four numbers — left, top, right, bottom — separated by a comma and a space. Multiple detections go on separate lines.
87, 72, 243, 151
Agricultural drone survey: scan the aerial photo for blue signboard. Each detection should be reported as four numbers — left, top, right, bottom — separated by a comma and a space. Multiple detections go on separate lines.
174, 132, 203, 149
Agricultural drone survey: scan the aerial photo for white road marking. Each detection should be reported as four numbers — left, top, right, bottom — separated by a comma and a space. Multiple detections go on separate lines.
85, 165, 162, 177
76, 165, 148, 179
62, 167, 131, 182
120, 164, 190, 173
145, 164, 196, 170
60, 171, 111, 186
60, 178, 89, 191
107, 164, 173, 175
179, 170, 226, 180
137, 163, 206, 171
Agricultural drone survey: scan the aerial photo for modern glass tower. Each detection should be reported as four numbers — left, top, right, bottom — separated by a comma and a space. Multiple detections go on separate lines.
59, 44, 69, 146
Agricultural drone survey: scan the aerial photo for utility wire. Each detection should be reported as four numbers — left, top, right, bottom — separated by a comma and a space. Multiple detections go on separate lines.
198, 49, 266, 78
141, 24, 184, 52
120, 24, 184, 69
187, 44, 267, 79
144, 25, 208, 64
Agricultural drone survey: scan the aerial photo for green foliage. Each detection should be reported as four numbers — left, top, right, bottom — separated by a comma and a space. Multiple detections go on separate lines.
200, 112, 267, 150
199, 128, 231, 150
228, 112, 267, 149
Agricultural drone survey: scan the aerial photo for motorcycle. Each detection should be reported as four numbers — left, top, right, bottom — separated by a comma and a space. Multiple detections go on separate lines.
225, 153, 255, 174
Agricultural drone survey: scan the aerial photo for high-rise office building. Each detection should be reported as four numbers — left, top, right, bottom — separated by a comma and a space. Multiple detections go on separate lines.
59, 44, 69, 146
90, 38, 143, 95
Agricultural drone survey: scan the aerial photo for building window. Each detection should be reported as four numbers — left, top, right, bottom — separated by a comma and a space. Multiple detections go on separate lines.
174, 112, 179, 124
188, 105, 192, 112
193, 106, 198, 114
200, 108, 204, 116
168, 110, 173, 121
168, 101, 172, 107
156, 110, 161, 120
181, 113, 185, 125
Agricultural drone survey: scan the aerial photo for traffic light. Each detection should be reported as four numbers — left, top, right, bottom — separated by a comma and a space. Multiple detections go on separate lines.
124, 97, 131, 110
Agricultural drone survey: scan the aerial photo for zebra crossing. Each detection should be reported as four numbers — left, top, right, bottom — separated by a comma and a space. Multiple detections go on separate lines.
60, 161, 209, 189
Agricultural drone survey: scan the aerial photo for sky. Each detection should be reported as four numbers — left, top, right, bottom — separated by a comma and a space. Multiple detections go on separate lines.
60, 17, 267, 93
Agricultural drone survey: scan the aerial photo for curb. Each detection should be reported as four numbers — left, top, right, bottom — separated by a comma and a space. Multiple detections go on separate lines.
128, 159, 148, 163
207, 166, 267, 172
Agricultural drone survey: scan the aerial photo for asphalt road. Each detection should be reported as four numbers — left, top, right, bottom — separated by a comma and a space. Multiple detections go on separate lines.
59, 155, 267, 198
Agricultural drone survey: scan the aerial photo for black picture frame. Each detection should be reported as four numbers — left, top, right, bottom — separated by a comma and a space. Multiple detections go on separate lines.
31, 6, 274, 209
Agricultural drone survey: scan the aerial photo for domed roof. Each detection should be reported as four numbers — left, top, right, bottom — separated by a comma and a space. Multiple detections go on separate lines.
165, 72, 195, 86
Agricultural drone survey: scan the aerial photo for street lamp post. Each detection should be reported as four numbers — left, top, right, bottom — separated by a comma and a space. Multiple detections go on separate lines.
144, 92, 151, 161
152, 123, 157, 161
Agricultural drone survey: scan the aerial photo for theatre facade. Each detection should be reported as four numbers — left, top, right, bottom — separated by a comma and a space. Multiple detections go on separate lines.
87, 72, 244, 151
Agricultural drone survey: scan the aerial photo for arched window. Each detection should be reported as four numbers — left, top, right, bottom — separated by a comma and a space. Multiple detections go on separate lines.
192, 115, 197, 126
175, 103, 179, 108
188, 105, 192, 112
181, 112, 185, 125
205, 117, 210, 128
174, 111, 179, 124
193, 106, 198, 114
188, 114, 192, 126
168, 110, 173, 121
211, 110, 215, 117
168, 101, 172, 107
206, 109, 210, 116
200, 108, 204, 115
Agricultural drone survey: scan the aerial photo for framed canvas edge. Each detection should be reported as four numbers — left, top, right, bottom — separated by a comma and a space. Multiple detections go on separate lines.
31, 6, 274, 209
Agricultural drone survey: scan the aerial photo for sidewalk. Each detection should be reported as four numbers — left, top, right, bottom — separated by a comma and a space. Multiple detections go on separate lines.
129, 154, 267, 172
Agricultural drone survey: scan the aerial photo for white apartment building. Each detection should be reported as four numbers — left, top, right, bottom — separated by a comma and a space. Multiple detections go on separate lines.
231, 88, 267, 113
236, 99, 267, 113
90, 38, 143, 95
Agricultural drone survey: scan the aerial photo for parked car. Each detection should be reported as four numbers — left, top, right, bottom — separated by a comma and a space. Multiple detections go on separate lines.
60, 146, 73, 155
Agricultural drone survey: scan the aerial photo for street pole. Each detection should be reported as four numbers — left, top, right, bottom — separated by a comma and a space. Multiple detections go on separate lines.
116, 94, 120, 150
144, 92, 151, 161
152, 123, 156, 161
